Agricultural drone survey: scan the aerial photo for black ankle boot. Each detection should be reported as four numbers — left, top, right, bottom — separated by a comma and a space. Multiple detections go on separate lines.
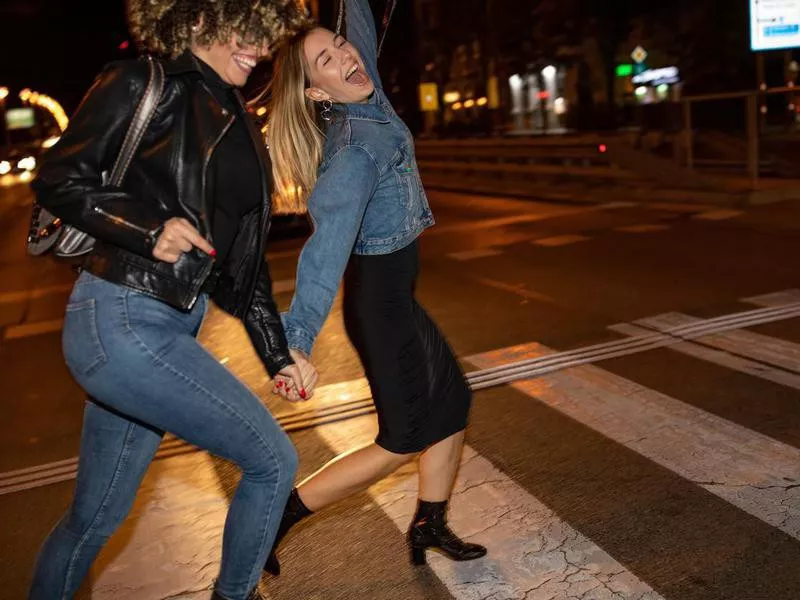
263, 488, 313, 576
407, 500, 487, 566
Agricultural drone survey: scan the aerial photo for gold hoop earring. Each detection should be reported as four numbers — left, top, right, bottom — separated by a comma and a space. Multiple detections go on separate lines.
321, 99, 333, 122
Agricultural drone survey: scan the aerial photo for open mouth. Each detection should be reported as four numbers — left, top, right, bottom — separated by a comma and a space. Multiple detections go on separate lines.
233, 53, 257, 74
345, 63, 370, 86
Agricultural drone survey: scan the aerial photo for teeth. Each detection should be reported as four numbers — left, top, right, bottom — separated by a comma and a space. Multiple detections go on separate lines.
346, 64, 358, 80
234, 55, 256, 69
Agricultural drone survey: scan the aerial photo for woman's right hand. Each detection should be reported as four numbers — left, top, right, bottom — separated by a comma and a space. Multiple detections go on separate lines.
152, 217, 216, 263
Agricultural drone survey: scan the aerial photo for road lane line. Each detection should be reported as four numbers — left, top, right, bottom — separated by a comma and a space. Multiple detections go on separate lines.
635, 312, 800, 373
0, 283, 74, 304
744, 289, 800, 308
448, 248, 503, 261
610, 322, 800, 391
314, 415, 664, 600
470, 276, 554, 303
532, 234, 591, 247
468, 343, 800, 541
615, 224, 670, 233
3, 319, 63, 340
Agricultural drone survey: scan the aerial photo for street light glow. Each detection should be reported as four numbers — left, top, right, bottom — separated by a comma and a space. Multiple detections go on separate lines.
0, 161, 11, 175
0, 87, 8, 101
542, 65, 557, 79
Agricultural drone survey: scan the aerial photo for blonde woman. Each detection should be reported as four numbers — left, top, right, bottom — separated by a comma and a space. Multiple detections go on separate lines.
28, 1, 311, 599
266, 0, 486, 573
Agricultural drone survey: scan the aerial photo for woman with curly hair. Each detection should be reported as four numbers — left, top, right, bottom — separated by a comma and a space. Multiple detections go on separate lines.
28, 2, 312, 599
264, 0, 486, 574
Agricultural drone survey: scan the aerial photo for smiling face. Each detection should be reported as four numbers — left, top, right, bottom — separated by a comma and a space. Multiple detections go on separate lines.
192, 35, 269, 87
302, 27, 374, 104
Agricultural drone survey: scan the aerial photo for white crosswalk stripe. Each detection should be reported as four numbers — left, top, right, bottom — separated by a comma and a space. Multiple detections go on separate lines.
467, 343, 800, 542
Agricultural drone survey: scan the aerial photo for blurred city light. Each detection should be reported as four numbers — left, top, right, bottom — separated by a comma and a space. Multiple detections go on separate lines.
0, 161, 10, 175
19, 88, 32, 102
542, 65, 557, 79
41, 136, 61, 149
17, 156, 37, 171
476, 97, 488, 107
443, 91, 461, 104
464, 99, 475, 108
452, 101, 463, 110
0, 87, 8, 101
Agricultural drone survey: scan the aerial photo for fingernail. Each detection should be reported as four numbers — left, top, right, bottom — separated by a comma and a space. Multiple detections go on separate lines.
300, 389, 307, 399
209, 249, 217, 258
276, 381, 283, 388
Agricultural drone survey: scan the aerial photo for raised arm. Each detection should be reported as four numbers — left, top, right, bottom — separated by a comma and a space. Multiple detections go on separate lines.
344, 0, 382, 90
282, 145, 380, 355
32, 61, 167, 257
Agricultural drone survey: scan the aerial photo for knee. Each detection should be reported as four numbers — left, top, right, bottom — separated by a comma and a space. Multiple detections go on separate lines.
247, 434, 298, 486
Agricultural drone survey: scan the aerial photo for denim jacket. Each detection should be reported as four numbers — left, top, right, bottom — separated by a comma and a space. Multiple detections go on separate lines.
282, 0, 434, 355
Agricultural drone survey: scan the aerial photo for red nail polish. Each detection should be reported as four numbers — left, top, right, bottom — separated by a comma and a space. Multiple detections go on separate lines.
300, 389, 307, 399
276, 381, 283, 389
209, 249, 217, 258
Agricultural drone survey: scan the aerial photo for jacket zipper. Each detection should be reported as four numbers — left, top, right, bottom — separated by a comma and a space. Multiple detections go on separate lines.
93, 205, 154, 236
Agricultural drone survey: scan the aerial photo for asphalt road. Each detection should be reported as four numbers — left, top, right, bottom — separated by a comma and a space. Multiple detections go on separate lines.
1, 183, 799, 600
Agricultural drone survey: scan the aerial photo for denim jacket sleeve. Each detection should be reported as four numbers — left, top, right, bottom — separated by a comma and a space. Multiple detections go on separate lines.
345, 0, 382, 90
282, 146, 380, 355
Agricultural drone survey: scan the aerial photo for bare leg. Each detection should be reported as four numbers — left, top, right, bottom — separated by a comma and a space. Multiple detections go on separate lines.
418, 430, 466, 502
297, 442, 412, 511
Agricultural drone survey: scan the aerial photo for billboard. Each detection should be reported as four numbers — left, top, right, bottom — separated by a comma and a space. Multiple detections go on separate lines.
751, 0, 800, 51
5, 108, 36, 130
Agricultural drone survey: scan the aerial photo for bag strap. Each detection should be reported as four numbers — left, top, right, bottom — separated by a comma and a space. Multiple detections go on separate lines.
107, 56, 165, 188
334, 0, 396, 57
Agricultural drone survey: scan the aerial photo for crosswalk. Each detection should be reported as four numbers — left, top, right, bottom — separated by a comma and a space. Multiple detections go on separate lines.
61, 289, 800, 599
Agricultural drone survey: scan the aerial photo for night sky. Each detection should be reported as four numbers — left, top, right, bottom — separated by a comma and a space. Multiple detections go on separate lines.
0, 0, 132, 113
0, 0, 417, 115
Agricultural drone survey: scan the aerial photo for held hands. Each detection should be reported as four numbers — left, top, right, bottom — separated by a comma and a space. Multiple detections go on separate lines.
153, 218, 216, 263
273, 349, 319, 402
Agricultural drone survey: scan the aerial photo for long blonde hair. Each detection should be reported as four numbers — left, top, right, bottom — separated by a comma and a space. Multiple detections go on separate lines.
268, 29, 323, 214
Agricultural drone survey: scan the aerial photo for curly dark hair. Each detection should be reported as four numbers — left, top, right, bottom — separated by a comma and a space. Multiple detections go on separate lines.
127, 0, 313, 58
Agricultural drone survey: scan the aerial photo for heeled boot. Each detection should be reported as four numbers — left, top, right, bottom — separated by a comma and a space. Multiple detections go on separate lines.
407, 500, 487, 565
263, 488, 313, 576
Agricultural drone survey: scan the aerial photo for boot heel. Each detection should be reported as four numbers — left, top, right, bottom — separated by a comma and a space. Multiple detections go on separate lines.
410, 545, 427, 566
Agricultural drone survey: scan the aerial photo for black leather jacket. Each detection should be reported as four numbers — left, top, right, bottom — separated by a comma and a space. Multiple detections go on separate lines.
33, 52, 293, 377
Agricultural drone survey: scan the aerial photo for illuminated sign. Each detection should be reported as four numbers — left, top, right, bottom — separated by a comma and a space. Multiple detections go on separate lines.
631, 67, 680, 86
5, 108, 35, 130
616, 64, 633, 77
751, 0, 800, 51
418, 83, 439, 112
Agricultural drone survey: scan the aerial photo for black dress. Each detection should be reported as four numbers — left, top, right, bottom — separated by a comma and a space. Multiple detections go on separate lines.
343, 241, 472, 454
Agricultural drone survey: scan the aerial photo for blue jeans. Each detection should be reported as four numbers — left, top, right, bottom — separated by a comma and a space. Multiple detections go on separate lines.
29, 272, 298, 600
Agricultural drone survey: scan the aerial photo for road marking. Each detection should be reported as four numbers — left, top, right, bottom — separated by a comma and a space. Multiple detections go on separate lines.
693, 209, 745, 221
634, 312, 800, 373
0, 283, 74, 304
447, 248, 503, 261
745, 289, 800, 308
615, 224, 670, 234
468, 342, 800, 541
532, 234, 590, 247
600, 201, 639, 209
3, 318, 63, 340
429, 208, 589, 236
470, 276, 554, 303
611, 322, 800, 391
314, 414, 664, 600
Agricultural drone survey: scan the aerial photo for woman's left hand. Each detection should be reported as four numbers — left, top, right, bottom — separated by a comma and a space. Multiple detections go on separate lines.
273, 349, 318, 401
